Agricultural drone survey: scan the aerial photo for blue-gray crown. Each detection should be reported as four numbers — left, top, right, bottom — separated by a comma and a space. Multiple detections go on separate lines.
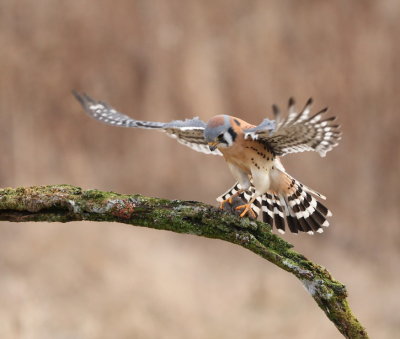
204, 115, 230, 142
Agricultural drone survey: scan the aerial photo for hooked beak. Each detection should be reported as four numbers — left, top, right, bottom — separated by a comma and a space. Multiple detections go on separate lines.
208, 142, 218, 151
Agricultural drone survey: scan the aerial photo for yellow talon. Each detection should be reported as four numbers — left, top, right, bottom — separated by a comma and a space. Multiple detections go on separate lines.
219, 189, 245, 209
235, 203, 257, 219
219, 197, 233, 209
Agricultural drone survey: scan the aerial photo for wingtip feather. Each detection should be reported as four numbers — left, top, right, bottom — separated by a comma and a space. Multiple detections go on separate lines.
272, 104, 280, 119
72, 90, 84, 104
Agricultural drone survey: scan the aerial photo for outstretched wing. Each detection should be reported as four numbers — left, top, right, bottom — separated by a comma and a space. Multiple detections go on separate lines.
244, 98, 341, 157
73, 91, 222, 156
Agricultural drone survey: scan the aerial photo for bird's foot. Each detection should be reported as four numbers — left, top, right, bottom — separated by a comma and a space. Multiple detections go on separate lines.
235, 203, 257, 219
219, 197, 233, 209
219, 189, 245, 210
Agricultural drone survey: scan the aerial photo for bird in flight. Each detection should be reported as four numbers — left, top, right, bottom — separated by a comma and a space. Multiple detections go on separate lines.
74, 92, 341, 234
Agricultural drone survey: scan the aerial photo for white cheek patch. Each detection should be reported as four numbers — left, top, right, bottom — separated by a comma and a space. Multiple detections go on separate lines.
223, 131, 233, 146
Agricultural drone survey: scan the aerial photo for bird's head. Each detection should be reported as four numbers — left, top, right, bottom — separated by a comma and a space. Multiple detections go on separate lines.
204, 115, 238, 151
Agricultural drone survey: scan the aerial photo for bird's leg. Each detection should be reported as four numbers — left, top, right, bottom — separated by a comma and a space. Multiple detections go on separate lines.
219, 189, 245, 209
235, 196, 258, 219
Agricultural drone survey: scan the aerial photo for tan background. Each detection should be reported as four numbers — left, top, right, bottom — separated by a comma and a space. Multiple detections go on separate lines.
1, 1, 399, 338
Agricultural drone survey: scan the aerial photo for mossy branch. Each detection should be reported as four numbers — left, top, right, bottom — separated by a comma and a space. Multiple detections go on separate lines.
0, 185, 368, 338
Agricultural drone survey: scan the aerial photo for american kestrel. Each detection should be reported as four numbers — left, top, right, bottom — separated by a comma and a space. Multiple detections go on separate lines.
74, 92, 341, 234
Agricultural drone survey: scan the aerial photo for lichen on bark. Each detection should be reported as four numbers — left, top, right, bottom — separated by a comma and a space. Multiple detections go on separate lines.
0, 185, 369, 339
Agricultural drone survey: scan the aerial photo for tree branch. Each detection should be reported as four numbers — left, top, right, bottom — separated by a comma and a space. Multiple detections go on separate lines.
0, 185, 368, 338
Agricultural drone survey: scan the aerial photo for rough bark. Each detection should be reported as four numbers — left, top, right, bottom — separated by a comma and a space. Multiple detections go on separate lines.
0, 185, 368, 339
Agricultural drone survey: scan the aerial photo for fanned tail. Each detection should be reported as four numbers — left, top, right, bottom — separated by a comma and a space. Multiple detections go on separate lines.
217, 176, 332, 234
260, 174, 332, 234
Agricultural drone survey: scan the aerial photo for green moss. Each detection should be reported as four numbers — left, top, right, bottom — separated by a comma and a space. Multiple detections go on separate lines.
82, 189, 116, 200
0, 184, 369, 338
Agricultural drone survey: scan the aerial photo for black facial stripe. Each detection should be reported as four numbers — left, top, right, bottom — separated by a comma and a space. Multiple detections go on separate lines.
227, 127, 237, 142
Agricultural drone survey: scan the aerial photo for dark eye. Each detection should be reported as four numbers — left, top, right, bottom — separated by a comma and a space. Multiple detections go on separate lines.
217, 134, 224, 141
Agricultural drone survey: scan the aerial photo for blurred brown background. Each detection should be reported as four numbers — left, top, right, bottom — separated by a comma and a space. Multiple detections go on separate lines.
1, 1, 399, 338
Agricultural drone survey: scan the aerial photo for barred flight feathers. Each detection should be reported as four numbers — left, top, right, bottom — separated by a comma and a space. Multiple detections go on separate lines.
73, 91, 222, 156
244, 98, 341, 157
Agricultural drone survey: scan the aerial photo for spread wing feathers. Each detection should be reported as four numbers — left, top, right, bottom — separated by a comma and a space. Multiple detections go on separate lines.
244, 98, 341, 157
218, 177, 332, 234
73, 91, 222, 156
